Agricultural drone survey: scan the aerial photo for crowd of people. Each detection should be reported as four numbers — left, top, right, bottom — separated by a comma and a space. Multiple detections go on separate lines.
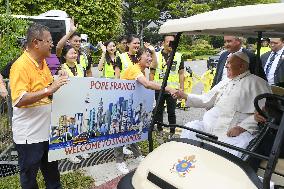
0, 16, 283, 188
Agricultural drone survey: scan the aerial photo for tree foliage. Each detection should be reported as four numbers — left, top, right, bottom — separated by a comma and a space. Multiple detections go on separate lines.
168, 0, 210, 19
207, 0, 280, 10
0, 15, 29, 71
0, 0, 123, 43
122, 0, 168, 35
122, 0, 210, 41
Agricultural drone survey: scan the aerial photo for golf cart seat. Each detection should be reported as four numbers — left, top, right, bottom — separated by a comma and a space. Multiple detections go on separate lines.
118, 138, 262, 189
260, 159, 284, 176
256, 85, 284, 186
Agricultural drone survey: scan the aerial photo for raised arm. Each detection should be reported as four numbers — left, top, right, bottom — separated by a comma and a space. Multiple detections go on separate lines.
98, 45, 106, 71
56, 18, 77, 57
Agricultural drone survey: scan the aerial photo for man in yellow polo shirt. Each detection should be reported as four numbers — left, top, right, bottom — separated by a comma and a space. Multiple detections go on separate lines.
9, 23, 68, 189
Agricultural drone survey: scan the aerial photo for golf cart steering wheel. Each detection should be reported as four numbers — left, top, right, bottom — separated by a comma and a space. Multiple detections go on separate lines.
254, 93, 284, 120
254, 93, 272, 119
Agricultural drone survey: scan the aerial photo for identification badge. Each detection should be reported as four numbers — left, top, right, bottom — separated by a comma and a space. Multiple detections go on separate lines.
171, 61, 177, 71
159, 72, 165, 79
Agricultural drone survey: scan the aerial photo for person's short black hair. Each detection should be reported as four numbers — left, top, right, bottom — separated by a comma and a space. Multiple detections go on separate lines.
143, 37, 150, 43
17, 37, 27, 49
70, 32, 80, 39
26, 23, 50, 46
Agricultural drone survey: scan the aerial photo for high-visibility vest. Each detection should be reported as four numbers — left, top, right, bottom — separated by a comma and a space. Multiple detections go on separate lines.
103, 62, 115, 78
79, 52, 88, 70
154, 51, 182, 89
184, 71, 193, 94
119, 52, 134, 76
63, 62, 84, 77
260, 47, 271, 56
201, 68, 216, 93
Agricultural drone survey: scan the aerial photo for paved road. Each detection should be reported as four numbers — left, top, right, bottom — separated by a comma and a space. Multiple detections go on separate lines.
168, 60, 207, 126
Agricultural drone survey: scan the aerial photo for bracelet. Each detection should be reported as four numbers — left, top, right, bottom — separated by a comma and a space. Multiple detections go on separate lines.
44, 87, 49, 96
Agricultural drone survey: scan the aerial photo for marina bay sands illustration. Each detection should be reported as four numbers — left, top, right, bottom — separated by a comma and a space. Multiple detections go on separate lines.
50, 94, 151, 145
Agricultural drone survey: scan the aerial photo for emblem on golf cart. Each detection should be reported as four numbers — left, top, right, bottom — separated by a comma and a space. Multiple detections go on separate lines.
170, 155, 196, 177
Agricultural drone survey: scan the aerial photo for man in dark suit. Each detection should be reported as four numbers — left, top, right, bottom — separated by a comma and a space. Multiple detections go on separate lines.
261, 38, 284, 85
212, 36, 258, 87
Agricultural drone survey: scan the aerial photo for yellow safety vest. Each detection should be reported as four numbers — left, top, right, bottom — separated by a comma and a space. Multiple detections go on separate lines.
103, 62, 115, 78
79, 52, 88, 70
184, 71, 193, 94
154, 51, 182, 89
260, 47, 271, 56
201, 68, 216, 93
119, 52, 134, 76
63, 62, 84, 77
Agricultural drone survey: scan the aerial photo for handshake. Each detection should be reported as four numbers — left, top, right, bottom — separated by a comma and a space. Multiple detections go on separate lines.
167, 88, 188, 100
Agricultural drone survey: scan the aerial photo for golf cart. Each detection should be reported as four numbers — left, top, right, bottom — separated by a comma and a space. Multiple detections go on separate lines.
118, 3, 284, 189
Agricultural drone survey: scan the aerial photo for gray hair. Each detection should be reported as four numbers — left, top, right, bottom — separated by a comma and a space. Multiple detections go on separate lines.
26, 23, 50, 47
234, 36, 245, 44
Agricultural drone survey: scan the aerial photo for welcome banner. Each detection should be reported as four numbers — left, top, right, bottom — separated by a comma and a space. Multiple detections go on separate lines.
48, 77, 154, 162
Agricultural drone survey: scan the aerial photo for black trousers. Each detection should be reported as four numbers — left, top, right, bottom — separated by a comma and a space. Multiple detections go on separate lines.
155, 92, 177, 134
247, 130, 284, 172
16, 141, 61, 189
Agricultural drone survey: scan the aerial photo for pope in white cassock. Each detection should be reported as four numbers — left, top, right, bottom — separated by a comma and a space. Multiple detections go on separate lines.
174, 51, 271, 157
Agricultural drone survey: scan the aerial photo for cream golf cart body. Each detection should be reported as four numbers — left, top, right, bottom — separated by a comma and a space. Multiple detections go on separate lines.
118, 3, 284, 189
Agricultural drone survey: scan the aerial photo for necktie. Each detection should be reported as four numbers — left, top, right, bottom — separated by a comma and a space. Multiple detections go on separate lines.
265, 52, 277, 76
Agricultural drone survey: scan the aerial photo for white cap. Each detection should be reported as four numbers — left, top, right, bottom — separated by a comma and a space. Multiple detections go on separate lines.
232, 51, 250, 64
81, 34, 88, 42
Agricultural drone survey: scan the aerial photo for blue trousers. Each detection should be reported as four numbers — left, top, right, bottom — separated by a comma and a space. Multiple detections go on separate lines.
15, 141, 61, 189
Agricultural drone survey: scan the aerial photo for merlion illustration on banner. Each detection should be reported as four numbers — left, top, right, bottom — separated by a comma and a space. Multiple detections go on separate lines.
48, 77, 154, 162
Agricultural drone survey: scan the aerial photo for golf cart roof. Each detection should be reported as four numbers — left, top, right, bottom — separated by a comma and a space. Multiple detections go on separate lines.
159, 3, 284, 37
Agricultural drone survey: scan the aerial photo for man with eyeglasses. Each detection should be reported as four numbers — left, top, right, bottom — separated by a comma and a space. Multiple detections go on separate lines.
261, 38, 284, 85
9, 23, 69, 189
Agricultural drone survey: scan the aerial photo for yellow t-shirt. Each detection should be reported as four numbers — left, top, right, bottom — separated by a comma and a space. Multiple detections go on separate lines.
10, 51, 53, 107
121, 63, 144, 80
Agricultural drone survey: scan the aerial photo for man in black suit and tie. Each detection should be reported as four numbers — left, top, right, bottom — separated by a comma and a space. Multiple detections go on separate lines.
261, 38, 284, 85
212, 36, 257, 87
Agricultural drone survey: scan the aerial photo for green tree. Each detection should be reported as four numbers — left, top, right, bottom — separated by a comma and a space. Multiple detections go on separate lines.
0, 15, 29, 71
206, 0, 279, 10
122, 0, 165, 39
168, 0, 210, 19
122, 0, 210, 42
0, 0, 123, 43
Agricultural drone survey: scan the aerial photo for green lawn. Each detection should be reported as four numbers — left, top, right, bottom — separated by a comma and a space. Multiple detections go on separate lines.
0, 170, 94, 189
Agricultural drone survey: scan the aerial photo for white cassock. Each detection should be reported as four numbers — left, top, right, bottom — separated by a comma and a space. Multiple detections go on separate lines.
181, 71, 271, 157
